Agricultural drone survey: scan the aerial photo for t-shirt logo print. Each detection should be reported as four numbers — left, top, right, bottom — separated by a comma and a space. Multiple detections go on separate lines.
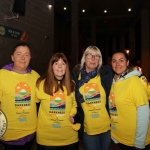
109, 92, 117, 114
15, 82, 31, 109
50, 90, 66, 116
84, 83, 100, 105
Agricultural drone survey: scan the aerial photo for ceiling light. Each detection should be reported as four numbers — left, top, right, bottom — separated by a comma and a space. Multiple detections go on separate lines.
48, 4, 52, 8
125, 49, 130, 54
104, 10, 107, 13
82, 9, 85, 13
64, 7, 66, 10
128, 8, 131, 12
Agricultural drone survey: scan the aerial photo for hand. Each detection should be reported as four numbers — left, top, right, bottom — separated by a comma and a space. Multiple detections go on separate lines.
69, 115, 75, 124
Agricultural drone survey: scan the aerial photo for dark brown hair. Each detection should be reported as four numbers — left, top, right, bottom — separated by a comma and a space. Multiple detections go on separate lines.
111, 50, 134, 74
11, 43, 31, 55
36, 53, 75, 96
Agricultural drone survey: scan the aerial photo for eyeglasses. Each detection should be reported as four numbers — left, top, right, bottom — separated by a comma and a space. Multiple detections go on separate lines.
86, 53, 100, 60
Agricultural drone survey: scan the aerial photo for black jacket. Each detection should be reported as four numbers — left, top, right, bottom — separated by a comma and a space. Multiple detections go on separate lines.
71, 64, 114, 140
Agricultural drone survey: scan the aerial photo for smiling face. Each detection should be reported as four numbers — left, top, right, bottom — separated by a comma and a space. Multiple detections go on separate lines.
53, 58, 66, 80
85, 50, 100, 73
111, 52, 129, 75
11, 46, 31, 72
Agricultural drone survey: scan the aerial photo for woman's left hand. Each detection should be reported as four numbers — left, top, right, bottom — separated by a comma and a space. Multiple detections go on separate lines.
69, 115, 75, 124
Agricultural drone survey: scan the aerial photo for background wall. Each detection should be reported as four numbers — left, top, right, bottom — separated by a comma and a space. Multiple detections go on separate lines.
0, 0, 54, 75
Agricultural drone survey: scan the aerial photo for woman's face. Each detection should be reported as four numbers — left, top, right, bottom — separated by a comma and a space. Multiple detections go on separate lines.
85, 50, 100, 72
111, 53, 129, 75
11, 46, 31, 72
53, 58, 66, 80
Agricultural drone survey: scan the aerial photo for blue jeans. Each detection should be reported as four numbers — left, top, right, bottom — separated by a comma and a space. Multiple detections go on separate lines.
83, 130, 111, 150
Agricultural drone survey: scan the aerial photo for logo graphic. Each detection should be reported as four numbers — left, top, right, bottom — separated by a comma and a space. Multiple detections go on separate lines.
15, 82, 31, 109
50, 90, 66, 116
84, 83, 100, 105
0, 26, 5, 35
0, 110, 7, 138
109, 92, 118, 116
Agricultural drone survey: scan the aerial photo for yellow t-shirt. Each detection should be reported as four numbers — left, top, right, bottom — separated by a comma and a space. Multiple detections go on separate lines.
0, 69, 39, 141
79, 75, 110, 135
36, 80, 79, 146
109, 76, 150, 146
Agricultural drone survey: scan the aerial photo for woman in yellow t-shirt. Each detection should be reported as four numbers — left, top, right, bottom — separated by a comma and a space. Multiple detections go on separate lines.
110, 50, 150, 150
71, 46, 114, 150
0, 43, 40, 150
36, 53, 80, 150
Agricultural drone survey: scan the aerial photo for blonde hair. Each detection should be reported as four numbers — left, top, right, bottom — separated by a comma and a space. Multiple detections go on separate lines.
80, 46, 102, 71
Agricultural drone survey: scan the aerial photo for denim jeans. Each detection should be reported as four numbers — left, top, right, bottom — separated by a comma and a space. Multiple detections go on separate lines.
83, 130, 111, 150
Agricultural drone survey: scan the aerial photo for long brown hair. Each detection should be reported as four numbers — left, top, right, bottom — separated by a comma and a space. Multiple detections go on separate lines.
36, 53, 75, 96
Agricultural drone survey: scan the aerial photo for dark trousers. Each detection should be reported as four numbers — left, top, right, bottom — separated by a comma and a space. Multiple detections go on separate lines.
37, 142, 79, 150
2, 139, 34, 150
119, 143, 150, 150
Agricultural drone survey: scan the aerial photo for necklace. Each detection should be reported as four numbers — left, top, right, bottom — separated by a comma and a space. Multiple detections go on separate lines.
13, 68, 27, 74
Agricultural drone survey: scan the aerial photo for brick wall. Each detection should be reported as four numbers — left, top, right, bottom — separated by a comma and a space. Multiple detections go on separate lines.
0, 0, 54, 75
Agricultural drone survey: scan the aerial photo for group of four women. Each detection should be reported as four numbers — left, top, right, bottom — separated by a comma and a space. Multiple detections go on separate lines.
0, 43, 149, 150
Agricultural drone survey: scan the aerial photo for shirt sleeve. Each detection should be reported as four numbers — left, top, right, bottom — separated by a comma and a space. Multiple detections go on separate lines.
69, 92, 81, 131
134, 105, 149, 148
0, 71, 2, 101
70, 92, 77, 116
35, 87, 41, 103
0, 85, 2, 101
131, 77, 149, 106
